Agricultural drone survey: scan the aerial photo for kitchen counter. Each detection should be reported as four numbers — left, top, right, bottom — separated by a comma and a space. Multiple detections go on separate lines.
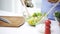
0, 20, 60, 34
0, 10, 23, 16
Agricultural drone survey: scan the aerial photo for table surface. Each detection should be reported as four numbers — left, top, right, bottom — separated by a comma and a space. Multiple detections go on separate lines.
0, 20, 60, 34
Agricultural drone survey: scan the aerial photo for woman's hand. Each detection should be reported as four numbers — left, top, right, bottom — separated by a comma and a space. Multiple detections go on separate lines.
48, 0, 59, 3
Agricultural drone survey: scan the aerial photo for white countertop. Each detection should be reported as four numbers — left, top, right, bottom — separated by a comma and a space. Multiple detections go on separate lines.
0, 10, 23, 16
0, 20, 60, 34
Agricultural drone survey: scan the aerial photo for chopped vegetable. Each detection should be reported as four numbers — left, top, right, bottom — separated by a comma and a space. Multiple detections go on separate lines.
27, 12, 45, 26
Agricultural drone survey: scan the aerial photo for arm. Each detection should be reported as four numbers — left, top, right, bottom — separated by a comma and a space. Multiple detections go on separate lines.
48, 0, 59, 3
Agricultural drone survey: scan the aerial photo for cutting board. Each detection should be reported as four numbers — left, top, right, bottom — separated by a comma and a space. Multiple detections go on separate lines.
0, 16, 25, 27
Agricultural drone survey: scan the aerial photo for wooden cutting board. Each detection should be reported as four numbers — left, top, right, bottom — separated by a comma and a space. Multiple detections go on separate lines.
0, 16, 25, 27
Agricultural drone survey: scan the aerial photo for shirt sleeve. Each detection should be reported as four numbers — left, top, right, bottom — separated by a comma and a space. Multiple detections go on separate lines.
41, 0, 55, 20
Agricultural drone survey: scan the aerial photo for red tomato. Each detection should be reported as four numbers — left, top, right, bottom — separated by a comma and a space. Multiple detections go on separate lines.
45, 19, 51, 34
45, 26, 50, 29
45, 29, 51, 34
45, 20, 51, 26
45, 25, 50, 28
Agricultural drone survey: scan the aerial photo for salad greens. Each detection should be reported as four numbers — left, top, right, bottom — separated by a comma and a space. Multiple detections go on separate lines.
27, 12, 46, 26
32, 12, 42, 17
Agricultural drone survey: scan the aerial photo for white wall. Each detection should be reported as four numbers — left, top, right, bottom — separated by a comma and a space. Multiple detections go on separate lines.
0, 0, 12, 12
14, 0, 23, 16
32, 0, 42, 8
0, 0, 41, 16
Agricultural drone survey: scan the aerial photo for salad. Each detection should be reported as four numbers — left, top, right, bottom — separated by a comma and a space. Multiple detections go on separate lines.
27, 12, 45, 26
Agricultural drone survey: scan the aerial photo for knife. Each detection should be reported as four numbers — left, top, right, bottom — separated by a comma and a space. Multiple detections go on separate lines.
0, 17, 11, 24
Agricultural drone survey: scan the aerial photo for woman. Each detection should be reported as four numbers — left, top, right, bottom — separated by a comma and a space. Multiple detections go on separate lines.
41, 0, 60, 26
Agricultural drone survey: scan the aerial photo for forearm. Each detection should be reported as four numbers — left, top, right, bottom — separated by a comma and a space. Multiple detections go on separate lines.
48, 0, 59, 3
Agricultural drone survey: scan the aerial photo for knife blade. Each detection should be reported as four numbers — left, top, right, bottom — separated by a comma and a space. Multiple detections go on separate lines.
0, 17, 11, 24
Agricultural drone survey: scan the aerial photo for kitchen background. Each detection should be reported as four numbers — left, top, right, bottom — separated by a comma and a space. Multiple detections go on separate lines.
0, 0, 42, 34
0, 0, 41, 16
0, 0, 59, 34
